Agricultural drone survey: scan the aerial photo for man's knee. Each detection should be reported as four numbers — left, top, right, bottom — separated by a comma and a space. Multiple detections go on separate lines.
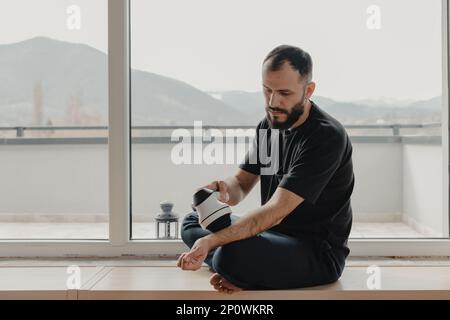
180, 211, 199, 245
212, 242, 257, 289
181, 211, 199, 229
211, 241, 243, 275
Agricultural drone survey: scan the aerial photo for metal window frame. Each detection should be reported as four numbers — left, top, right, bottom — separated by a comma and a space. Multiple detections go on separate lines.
0, 0, 449, 257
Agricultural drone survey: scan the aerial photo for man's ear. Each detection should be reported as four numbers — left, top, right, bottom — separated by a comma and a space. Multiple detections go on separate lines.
305, 81, 316, 100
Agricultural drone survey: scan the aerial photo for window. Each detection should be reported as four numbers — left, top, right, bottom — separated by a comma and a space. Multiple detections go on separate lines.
130, 0, 447, 240
0, 0, 448, 257
0, 0, 108, 239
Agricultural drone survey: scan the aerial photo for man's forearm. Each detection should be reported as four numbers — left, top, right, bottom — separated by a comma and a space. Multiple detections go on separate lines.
204, 202, 281, 250
223, 175, 245, 206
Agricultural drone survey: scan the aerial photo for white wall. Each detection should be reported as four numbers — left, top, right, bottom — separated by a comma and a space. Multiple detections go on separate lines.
131, 143, 260, 221
0, 144, 108, 221
351, 143, 403, 220
0, 141, 442, 230
402, 144, 444, 236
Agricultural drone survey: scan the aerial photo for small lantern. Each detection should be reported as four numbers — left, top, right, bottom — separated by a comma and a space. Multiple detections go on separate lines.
155, 201, 179, 239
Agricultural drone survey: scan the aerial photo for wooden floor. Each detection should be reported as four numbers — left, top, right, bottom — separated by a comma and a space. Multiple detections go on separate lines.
1, 260, 450, 300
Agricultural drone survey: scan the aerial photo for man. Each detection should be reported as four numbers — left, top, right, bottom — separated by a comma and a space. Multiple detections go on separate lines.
178, 45, 355, 294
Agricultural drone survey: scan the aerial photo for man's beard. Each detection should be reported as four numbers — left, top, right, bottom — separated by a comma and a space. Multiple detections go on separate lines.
265, 99, 306, 130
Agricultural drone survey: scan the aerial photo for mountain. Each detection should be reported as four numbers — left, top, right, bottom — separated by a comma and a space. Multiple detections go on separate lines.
130, 70, 249, 125
0, 37, 442, 127
208, 90, 264, 114
352, 97, 416, 108
0, 37, 107, 125
407, 96, 441, 110
213, 91, 442, 125
0, 37, 249, 126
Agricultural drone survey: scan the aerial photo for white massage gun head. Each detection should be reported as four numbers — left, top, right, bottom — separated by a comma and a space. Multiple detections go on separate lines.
193, 188, 232, 231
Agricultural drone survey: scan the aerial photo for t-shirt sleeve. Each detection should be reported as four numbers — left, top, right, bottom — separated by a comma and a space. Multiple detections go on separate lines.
238, 120, 265, 175
278, 129, 346, 205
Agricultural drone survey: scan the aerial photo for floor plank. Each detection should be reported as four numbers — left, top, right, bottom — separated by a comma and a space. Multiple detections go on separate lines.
1, 262, 450, 300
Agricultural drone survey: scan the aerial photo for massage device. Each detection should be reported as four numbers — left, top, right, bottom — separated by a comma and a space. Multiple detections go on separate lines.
193, 188, 232, 232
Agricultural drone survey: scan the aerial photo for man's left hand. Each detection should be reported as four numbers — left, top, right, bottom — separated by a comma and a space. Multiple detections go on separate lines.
177, 237, 212, 271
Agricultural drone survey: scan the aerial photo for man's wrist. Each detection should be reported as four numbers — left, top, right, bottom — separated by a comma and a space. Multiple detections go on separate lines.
204, 233, 219, 250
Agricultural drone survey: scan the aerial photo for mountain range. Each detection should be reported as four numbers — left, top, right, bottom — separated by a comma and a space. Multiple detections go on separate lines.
0, 37, 441, 127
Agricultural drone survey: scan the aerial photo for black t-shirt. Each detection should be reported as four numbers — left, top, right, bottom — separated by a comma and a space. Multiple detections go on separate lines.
239, 100, 355, 255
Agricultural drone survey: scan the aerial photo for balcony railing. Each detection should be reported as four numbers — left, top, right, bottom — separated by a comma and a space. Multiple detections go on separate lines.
0, 122, 444, 238
0, 122, 442, 138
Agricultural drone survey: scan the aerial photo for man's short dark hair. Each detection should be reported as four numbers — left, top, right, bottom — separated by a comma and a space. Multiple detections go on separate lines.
263, 45, 313, 82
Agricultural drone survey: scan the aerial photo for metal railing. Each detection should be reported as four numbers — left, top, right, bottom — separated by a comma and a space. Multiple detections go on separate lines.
0, 123, 442, 138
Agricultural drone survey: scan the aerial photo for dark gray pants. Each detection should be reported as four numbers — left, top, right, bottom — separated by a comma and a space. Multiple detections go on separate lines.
181, 211, 345, 290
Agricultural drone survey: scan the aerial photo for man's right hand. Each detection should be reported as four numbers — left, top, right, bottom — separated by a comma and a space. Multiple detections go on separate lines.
200, 180, 230, 204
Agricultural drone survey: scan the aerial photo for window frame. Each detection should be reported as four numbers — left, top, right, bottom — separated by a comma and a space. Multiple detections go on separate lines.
0, 0, 449, 257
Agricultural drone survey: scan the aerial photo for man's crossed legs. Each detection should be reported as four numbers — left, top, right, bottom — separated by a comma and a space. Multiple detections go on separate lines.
181, 211, 344, 292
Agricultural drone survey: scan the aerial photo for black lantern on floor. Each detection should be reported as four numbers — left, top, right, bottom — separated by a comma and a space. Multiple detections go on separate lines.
155, 201, 179, 239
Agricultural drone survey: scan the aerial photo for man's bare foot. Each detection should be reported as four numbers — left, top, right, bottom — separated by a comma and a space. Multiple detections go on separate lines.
209, 273, 242, 294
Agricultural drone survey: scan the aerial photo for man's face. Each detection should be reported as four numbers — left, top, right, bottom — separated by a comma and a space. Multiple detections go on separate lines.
262, 60, 307, 130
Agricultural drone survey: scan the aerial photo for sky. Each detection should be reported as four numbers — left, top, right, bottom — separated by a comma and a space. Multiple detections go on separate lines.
0, 0, 443, 102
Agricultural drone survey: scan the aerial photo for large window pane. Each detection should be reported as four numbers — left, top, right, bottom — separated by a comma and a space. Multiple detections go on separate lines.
130, 0, 446, 239
0, 0, 108, 239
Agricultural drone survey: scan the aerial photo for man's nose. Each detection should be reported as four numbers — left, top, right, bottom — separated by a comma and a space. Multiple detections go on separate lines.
269, 92, 281, 108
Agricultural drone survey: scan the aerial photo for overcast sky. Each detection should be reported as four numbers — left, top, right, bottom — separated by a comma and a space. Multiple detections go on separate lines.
0, 0, 442, 101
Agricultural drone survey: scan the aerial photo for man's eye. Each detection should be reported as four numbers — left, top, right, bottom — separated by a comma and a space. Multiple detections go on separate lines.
280, 92, 290, 96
